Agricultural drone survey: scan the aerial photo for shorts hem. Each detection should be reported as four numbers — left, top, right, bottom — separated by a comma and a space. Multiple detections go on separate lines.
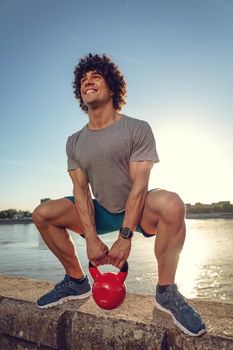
65, 195, 156, 237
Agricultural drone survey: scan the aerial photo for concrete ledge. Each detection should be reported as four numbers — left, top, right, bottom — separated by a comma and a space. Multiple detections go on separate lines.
0, 275, 233, 349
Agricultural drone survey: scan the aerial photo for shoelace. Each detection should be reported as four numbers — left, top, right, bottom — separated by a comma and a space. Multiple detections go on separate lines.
171, 289, 190, 311
50, 278, 69, 293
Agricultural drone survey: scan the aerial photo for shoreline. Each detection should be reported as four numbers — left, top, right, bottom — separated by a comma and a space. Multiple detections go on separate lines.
0, 212, 233, 225
186, 212, 233, 219
0, 218, 33, 225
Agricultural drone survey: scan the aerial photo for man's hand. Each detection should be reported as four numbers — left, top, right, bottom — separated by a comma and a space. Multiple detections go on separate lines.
86, 236, 109, 266
107, 236, 131, 269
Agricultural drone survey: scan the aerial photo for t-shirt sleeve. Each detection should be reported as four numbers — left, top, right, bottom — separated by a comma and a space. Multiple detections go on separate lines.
130, 121, 159, 163
66, 135, 81, 171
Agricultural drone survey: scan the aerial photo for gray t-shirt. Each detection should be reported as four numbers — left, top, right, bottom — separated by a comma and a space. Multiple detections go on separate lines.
66, 115, 159, 213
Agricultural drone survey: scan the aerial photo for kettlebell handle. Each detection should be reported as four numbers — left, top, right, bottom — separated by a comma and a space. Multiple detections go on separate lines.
89, 261, 128, 273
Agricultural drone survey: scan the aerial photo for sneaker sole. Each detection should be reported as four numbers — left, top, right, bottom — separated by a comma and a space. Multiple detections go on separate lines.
154, 300, 206, 337
36, 290, 92, 309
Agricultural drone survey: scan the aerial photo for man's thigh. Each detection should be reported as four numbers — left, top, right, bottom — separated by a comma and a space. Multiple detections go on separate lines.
140, 188, 183, 234
35, 198, 83, 233
140, 189, 162, 235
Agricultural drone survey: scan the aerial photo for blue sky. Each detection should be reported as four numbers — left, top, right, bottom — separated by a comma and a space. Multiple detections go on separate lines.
0, 0, 232, 211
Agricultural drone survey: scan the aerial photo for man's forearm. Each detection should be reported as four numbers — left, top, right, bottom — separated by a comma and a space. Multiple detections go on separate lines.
73, 185, 97, 240
122, 186, 148, 231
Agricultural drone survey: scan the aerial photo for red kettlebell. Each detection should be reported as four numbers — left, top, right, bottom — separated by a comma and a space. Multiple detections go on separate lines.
89, 261, 128, 310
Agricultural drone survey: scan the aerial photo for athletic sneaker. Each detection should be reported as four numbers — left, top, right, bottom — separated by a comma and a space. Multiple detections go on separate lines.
155, 284, 206, 337
36, 275, 92, 309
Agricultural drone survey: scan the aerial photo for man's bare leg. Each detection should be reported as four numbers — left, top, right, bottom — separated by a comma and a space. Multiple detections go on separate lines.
140, 189, 205, 337
32, 198, 85, 279
140, 189, 186, 284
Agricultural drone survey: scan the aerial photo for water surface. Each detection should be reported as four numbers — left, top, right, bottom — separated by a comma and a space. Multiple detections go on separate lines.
0, 219, 232, 303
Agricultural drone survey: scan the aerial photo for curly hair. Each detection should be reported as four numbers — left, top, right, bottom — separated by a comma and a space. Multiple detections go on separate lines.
73, 53, 127, 113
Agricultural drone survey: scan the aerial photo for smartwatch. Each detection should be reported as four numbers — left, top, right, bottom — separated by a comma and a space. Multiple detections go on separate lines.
119, 226, 133, 239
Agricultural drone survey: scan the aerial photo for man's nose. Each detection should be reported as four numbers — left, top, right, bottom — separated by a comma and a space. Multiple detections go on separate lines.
85, 77, 94, 86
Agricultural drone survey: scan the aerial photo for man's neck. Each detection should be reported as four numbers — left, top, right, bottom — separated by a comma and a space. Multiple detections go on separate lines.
87, 105, 121, 130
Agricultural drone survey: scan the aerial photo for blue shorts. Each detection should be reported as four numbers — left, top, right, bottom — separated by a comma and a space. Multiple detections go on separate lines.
65, 196, 155, 238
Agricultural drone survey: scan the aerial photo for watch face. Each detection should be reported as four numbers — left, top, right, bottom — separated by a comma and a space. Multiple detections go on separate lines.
120, 227, 133, 239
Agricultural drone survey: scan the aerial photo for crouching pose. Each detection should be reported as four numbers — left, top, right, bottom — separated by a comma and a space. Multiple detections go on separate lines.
33, 53, 206, 337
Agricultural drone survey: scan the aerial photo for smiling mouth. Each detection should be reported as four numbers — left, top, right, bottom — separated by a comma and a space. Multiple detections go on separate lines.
85, 89, 97, 95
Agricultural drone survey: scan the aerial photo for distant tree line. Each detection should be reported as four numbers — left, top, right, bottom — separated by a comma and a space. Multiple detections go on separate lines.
186, 201, 233, 214
0, 209, 32, 219
1, 201, 233, 218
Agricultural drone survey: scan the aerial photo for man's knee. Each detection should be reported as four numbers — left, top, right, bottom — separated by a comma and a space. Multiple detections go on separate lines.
32, 202, 51, 227
161, 191, 185, 223
149, 190, 185, 223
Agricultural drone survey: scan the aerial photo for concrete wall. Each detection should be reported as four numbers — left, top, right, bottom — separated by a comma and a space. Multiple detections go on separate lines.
0, 275, 233, 350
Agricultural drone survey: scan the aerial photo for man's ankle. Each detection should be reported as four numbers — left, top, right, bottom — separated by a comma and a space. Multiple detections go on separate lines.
67, 274, 86, 284
157, 284, 171, 293
157, 282, 177, 293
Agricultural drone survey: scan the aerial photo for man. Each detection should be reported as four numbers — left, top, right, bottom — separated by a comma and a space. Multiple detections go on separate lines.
33, 53, 206, 337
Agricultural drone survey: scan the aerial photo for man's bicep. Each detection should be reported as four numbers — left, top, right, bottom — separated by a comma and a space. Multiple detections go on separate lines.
68, 167, 89, 189
129, 161, 154, 185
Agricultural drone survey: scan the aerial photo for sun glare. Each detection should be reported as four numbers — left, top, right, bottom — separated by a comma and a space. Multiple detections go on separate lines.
176, 222, 208, 298
149, 122, 230, 204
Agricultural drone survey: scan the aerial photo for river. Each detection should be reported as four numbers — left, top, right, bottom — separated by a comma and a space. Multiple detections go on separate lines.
0, 218, 232, 303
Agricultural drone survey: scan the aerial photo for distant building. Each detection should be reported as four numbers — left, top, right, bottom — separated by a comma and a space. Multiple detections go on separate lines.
40, 198, 50, 204
14, 213, 24, 219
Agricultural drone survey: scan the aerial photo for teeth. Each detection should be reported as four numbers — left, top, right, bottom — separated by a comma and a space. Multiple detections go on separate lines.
86, 89, 96, 94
